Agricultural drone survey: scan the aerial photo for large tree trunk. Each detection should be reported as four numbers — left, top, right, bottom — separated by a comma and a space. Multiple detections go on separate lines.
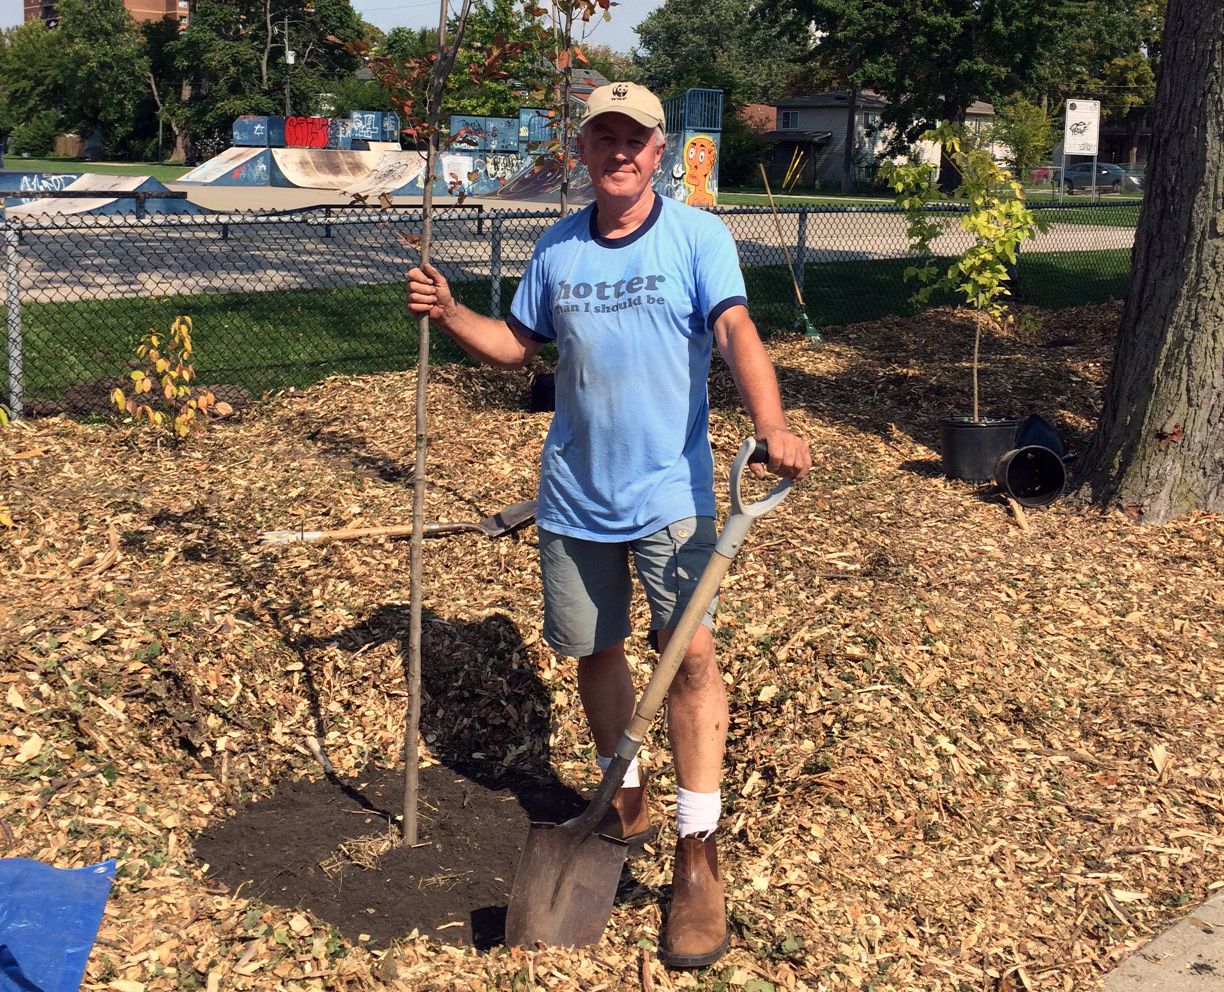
1078, 0, 1223, 522
937, 101, 966, 193
840, 87, 857, 194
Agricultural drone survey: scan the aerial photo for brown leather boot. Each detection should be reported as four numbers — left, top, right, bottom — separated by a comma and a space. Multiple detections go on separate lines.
659, 831, 728, 968
595, 770, 658, 852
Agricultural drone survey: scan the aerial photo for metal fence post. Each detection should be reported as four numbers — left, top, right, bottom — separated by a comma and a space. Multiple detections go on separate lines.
4, 222, 23, 417
489, 213, 503, 319
796, 207, 808, 292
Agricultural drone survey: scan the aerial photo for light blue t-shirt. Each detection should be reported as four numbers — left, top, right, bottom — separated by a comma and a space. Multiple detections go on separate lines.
508, 194, 747, 541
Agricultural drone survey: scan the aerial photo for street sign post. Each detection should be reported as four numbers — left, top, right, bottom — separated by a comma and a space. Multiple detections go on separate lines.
1061, 99, 1101, 203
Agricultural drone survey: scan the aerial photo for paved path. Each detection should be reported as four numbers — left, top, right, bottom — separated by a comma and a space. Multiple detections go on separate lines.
2, 185, 1134, 304
1104, 891, 1224, 991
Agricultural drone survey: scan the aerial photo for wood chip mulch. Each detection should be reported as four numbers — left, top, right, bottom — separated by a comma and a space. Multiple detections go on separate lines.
2, 300, 1222, 992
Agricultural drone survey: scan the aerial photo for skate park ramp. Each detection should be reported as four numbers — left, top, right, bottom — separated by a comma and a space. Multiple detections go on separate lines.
341, 151, 429, 199
270, 148, 390, 189
5, 173, 209, 217
179, 147, 279, 186
493, 155, 593, 204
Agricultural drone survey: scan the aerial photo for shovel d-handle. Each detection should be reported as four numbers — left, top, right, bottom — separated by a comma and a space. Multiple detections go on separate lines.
578, 438, 793, 832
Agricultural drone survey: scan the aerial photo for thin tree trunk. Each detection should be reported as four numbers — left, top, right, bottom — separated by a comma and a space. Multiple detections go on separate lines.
403, 3, 446, 848
402, 0, 474, 846
972, 312, 981, 422
558, 4, 573, 216
841, 87, 857, 194
262, 0, 272, 89
1078, 0, 1224, 522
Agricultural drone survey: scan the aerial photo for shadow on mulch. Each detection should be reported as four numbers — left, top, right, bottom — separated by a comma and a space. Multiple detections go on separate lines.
193, 761, 597, 950
193, 606, 657, 950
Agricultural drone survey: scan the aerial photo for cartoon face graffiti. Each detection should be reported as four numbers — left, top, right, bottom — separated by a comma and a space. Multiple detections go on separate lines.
682, 135, 717, 207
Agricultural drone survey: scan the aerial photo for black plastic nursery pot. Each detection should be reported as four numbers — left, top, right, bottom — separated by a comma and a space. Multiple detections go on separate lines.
938, 415, 1020, 482
995, 445, 1067, 507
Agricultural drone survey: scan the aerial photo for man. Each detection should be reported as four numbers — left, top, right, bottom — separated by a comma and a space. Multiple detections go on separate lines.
407, 82, 810, 968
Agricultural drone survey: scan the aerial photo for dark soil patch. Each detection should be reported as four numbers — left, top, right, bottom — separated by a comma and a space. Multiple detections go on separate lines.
193, 762, 588, 949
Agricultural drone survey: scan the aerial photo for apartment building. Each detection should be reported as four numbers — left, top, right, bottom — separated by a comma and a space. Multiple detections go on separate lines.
25, 0, 190, 30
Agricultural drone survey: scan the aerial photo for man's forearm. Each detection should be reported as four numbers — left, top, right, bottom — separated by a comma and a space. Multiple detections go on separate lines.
430, 302, 535, 369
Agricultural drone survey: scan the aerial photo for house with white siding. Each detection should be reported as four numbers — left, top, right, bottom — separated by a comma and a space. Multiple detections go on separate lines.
761, 90, 996, 190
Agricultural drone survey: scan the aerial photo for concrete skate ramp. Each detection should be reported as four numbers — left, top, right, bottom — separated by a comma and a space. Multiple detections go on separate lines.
342, 151, 429, 198
493, 155, 593, 204
6, 173, 208, 217
179, 147, 275, 186
271, 148, 388, 189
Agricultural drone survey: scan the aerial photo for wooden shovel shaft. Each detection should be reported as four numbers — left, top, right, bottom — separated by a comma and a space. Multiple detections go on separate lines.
627, 550, 734, 742
261, 522, 486, 544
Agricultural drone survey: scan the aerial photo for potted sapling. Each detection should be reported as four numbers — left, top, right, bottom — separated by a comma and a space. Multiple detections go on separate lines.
882, 124, 1047, 481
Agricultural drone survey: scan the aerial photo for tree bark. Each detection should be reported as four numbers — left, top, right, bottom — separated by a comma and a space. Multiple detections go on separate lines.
937, 101, 966, 193
840, 87, 857, 194
1078, 0, 1224, 522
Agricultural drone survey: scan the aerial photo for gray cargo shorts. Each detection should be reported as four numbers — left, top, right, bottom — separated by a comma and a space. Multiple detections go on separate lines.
538, 516, 719, 658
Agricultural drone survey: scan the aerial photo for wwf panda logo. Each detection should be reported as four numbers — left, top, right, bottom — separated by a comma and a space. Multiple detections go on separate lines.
612, 84, 629, 99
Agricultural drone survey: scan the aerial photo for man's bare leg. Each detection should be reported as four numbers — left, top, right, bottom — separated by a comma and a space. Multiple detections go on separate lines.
577, 639, 635, 758
658, 625, 726, 791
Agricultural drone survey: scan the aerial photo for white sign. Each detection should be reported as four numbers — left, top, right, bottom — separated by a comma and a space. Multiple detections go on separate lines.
1064, 100, 1100, 156
285, 50, 296, 65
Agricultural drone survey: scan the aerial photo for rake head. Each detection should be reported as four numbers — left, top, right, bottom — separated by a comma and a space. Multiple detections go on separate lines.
796, 311, 823, 347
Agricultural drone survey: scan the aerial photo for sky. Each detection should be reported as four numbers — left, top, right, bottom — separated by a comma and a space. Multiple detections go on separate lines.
0, 0, 663, 53
352, 0, 661, 54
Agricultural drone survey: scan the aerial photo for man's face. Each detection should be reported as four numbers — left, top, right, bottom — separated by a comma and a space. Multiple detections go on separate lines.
578, 113, 665, 206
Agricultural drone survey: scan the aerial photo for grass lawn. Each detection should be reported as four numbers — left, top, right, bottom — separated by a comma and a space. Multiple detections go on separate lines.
719, 186, 1142, 227
6, 248, 1130, 409
719, 189, 894, 209
0, 158, 192, 183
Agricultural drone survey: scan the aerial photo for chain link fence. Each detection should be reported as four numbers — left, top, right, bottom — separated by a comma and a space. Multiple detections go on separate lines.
0, 200, 1137, 417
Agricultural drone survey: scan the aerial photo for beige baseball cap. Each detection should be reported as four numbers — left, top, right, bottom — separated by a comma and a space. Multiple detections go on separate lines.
581, 81, 666, 131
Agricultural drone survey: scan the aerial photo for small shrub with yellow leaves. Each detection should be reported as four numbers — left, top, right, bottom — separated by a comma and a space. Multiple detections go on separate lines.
111, 316, 232, 439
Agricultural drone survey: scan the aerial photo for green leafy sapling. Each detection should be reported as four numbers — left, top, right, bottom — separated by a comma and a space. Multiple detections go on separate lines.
881, 123, 1048, 421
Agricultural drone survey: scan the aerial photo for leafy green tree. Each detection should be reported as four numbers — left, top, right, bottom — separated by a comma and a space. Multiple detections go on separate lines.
777, 0, 1063, 189
169, 0, 366, 156
171, 0, 277, 156
57, 0, 153, 157
992, 96, 1055, 179
581, 42, 639, 83
0, 21, 68, 142
633, 0, 809, 106
320, 74, 392, 119
382, 26, 436, 61
1025, 0, 1163, 163
444, 0, 551, 115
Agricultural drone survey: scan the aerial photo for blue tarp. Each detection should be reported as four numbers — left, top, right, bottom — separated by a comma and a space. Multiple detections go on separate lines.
0, 859, 115, 992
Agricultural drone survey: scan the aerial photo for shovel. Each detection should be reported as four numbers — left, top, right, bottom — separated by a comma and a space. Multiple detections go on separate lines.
257, 499, 537, 546
504, 437, 794, 948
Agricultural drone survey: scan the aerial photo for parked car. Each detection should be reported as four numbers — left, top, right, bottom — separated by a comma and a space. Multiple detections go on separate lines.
1062, 161, 1142, 193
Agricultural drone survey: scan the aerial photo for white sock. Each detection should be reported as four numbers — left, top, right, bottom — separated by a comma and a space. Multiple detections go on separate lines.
676, 787, 721, 837
597, 753, 641, 788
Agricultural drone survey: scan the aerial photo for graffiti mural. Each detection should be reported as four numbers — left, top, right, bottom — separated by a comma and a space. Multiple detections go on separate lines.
518, 108, 558, 147
681, 134, 718, 207
18, 174, 75, 193
285, 116, 330, 148
349, 111, 377, 140
660, 131, 721, 205
233, 115, 286, 147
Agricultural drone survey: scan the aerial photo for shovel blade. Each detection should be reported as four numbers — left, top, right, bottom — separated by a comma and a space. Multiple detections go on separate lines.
504, 820, 628, 948
479, 500, 538, 538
